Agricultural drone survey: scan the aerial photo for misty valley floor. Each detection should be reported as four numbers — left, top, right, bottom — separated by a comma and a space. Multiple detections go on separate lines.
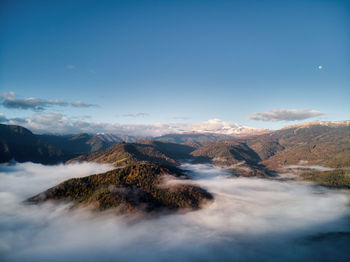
1, 162, 350, 262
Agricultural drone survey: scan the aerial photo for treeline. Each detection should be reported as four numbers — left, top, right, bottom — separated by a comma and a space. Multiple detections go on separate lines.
301, 169, 350, 189
28, 162, 213, 213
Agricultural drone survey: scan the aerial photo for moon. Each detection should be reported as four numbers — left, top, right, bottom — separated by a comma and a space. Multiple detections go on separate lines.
318, 65, 323, 70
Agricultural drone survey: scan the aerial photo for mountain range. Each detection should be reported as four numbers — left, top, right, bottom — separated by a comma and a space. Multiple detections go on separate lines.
0, 124, 137, 164
67, 121, 350, 175
2, 121, 349, 171
243, 122, 350, 169
1, 120, 349, 213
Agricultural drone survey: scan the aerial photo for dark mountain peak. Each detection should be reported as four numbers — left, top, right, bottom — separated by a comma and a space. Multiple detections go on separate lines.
0, 123, 35, 137
0, 124, 124, 164
0, 124, 64, 164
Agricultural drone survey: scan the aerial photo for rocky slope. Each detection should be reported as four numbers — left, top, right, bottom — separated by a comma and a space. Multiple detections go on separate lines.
243, 123, 350, 170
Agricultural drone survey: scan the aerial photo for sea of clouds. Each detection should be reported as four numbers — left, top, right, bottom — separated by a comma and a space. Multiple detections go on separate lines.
1, 162, 350, 262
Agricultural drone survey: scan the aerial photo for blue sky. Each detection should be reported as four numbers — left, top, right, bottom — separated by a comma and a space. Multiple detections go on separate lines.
0, 0, 349, 134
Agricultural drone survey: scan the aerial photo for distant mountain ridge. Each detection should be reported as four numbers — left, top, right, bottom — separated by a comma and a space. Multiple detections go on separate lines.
0, 125, 137, 164
69, 120, 350, 175
18, 120, 350, 216
0, 124, 64, 164
96, 133, 138, 143
38, 133, 110, 155
153, 133, 234, 146
281, 120, 350, 129
1, 121, 349, 173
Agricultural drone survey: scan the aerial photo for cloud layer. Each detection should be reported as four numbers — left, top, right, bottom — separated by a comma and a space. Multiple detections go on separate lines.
0, 113, 8, 123
1, 113, 262, 136
249, 109, 324, 121
0, 92, 97, 111
0, 163, 349, 262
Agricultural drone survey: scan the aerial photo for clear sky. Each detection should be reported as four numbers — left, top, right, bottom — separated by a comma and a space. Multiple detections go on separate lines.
0, 0, 349, 134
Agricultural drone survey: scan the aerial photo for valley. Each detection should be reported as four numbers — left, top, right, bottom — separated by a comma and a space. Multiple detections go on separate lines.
1, 120, 349, 215
1, 1, 349, 260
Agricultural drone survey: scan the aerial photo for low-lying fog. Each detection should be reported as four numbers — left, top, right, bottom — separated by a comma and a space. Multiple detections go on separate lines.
1, 162, 350, 262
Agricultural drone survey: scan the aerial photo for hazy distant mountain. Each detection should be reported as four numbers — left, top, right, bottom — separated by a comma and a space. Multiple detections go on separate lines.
68, 121, 350, 177
96, 133, 138, 143
38, 133, 139, 155
0, 123, 139, 164
154, 130, 271, 145
190, 140, 273, 177
1, 121, 349, 174
38, 133, 113, 155
183, 119, 269, 136
38, 133, 138, 155
0, 124, 64, 164
281, 120, 350, 129
28, 162, 213, 213
154, 133, 233, 146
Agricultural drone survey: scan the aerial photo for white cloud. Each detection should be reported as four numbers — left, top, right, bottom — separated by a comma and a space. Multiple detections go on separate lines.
0, 92, 67, 111
121, 113, 149, 118
191, 118, 247, 134
0, 92, 97, 111
248, 109, 324, 122
172, 116, 191, 121
5, 112, 174, 136
284, 165, 336, 172
0, 162, 114, 198
66, 64, 75, 70
0, 163, 349, 261
0, 113, 9, 123
4, 113, 262, 136
71, 101, 97, 108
